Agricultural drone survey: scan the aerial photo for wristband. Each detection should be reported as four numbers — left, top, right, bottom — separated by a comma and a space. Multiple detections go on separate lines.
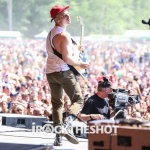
89, 114, 93, 120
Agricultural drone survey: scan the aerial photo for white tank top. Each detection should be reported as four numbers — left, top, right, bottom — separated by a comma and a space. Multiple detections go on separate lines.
45, 26, 70, 74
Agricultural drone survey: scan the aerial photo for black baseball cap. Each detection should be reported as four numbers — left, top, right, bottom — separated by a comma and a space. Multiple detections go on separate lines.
10, 92, 19, 97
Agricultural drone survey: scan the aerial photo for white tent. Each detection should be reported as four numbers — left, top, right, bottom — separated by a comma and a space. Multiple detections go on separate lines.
0, 31, 21, 38
34, 30, 48, 39
123, 30, 150, 37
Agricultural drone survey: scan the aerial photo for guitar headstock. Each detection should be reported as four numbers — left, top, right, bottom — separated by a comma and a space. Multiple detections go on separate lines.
77, 16, 84, 47
77, 16, 84, 27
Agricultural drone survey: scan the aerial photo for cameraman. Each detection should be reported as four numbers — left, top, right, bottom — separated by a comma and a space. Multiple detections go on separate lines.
80, 77, 112, 121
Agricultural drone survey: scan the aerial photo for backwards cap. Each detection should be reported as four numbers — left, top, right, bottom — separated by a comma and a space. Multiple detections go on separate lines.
50, 5, 69, 22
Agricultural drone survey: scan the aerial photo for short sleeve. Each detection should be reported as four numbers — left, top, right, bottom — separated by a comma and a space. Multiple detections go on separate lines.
81, 99, 95, 114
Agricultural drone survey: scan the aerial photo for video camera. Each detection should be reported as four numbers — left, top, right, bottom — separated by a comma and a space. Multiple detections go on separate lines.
108, 88, 139, 119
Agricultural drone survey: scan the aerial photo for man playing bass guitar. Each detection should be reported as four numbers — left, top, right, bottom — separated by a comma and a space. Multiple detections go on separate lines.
45, 5, 90, 146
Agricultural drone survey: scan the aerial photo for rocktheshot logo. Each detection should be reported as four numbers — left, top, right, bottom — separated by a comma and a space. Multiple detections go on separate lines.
88, 125, 118, 136
32, 122, 54, 135
32, 122, 118, 136
73, 125, 118, 136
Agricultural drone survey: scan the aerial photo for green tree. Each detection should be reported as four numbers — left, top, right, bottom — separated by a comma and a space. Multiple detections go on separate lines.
0, 0, 150, 38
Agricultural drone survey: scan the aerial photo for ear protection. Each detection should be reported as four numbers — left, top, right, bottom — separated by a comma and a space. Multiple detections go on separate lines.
98, 76, 111, 88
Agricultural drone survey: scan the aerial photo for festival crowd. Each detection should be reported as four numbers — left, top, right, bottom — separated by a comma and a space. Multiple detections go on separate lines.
0, 38, 150, 121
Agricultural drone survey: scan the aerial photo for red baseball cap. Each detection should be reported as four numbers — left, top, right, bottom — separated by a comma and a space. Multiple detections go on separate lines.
50, 5, 69, 20
27, 104, 35, 109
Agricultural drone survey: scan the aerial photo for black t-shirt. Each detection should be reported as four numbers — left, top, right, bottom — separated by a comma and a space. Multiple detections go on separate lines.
81, 94, 110, 119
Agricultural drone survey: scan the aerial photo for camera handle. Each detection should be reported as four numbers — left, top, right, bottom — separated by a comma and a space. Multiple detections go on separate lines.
110, 109, 127, 120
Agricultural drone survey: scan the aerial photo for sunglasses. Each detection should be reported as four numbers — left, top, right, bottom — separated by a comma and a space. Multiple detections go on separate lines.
22, 95, 29, 96
28, 107, 34, 109
12, 95, 18, 97
17, 109, 23, 112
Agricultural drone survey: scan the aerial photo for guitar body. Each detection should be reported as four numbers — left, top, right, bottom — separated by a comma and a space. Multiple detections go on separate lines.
68, 52, 87, 78
73, 51, 87, 77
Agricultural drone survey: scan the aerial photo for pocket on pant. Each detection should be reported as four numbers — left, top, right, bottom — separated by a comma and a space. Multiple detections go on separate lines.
62, 70, 74, 78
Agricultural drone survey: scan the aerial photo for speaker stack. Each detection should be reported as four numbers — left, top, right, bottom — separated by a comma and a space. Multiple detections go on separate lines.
88, 119, 150, 150
0, 113, 46, 129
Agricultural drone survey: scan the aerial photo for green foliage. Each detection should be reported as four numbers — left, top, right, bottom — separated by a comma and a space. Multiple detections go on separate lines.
0, 0, 9, 30
0, 0, 149, 38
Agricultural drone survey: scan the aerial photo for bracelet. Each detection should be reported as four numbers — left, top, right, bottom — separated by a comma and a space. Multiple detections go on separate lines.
89, 114, 93, 120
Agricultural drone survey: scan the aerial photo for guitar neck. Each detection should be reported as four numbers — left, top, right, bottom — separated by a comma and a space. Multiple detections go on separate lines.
77, 16, 84, 49
80, 25, 84, 47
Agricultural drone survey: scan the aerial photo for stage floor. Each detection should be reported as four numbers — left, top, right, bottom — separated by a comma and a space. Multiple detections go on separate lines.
0, 125, 88, 150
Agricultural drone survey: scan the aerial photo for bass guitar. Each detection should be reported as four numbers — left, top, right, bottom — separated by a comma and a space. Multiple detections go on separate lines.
69, 16, 88, 79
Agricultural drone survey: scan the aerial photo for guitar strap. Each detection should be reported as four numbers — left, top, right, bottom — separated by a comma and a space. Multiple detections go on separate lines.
50, 31, 80, 76
49, 31, 79, 104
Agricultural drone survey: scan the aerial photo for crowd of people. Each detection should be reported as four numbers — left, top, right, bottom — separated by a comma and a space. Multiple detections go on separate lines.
0, 38, 150, 121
